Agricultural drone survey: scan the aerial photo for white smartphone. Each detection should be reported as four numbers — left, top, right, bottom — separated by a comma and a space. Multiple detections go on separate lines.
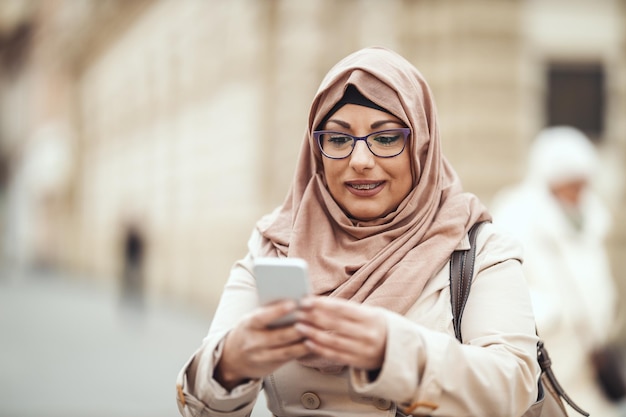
253, 257, 311, 328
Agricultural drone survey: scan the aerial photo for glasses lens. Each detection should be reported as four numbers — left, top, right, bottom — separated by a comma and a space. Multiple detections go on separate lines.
316, 129, 409, 159
367, 129, 407, 157
318, 132, 354, 159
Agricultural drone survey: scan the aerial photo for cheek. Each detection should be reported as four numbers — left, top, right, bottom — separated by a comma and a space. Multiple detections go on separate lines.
395, 172, 413, 202
321, 160, 340, 189
390, 154, 414, 190
321, 159, 331, 182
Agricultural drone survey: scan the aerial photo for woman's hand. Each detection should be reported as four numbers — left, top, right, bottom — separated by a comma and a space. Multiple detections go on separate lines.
215, 300, 311, 390
295, 296, 387, 372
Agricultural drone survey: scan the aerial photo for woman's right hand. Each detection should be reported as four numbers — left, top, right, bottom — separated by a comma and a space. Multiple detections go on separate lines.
214, 299, 310, 390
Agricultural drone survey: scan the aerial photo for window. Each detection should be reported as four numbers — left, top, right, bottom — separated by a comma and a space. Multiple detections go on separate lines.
547, 63, 605, 141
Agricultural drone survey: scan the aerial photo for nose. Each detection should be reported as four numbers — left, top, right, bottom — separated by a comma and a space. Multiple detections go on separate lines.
349, 140, 375, 171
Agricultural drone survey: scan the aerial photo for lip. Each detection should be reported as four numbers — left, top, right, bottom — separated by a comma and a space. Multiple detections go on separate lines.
344, 180, 385, 197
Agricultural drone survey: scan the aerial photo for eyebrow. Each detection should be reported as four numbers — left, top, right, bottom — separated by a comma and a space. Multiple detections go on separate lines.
326, 118, 404, 129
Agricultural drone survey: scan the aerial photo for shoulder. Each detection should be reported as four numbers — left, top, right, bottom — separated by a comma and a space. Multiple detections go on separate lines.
474, 222, 524, 272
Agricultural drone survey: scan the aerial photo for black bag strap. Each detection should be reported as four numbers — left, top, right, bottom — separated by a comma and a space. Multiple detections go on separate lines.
449, 221, 589, 417
537, 340, 589, 416
449, 221, 486, 342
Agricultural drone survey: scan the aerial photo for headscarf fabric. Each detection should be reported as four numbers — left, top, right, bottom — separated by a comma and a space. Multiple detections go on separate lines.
257, 47, 490, 314
527, 126, 598, 187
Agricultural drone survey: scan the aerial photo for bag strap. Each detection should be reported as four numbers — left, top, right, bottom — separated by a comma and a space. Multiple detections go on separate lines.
449, 221, 486, 342
537, 340, 589, 416
449, 221, 589, 417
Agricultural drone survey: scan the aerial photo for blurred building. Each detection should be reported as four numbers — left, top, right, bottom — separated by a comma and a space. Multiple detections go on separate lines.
0, 0, 624, 314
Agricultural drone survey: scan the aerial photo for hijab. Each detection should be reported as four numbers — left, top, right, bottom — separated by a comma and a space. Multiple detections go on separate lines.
524, 125, 609, 236
257, 47, 490, 315
527, 126, 597, 189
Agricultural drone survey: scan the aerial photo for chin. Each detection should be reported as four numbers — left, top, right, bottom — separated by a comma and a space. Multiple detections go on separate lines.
347, 209, 384, 222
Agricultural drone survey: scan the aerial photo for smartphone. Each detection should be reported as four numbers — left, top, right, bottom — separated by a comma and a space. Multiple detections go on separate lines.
253, 257, 311, 328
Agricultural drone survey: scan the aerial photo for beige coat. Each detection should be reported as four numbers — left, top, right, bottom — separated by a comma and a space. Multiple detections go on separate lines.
176, 223, 540, 416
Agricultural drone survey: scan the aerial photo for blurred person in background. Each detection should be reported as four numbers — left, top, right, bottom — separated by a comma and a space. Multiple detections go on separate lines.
491, 126, 626, 417
120, 222, 146, 310
175, 47, 541, 417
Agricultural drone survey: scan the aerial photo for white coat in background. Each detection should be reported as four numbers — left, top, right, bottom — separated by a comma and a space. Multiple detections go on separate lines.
491, 126, 623, 417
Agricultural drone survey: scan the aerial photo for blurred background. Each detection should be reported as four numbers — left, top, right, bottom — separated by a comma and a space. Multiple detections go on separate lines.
0, 0, 625, 416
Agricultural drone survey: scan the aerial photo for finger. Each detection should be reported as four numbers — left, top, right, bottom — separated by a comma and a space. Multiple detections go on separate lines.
296, 325, 384, 370
249, 339, 311, 365
296, 321, 382, 357
298, 299, 374, 338
235, 317, 306, 352
263, 324, 308, 349
300, 296, 367, 324
249, 299, 299, 329
295, 298, 387, 369
222, 333, 311, 381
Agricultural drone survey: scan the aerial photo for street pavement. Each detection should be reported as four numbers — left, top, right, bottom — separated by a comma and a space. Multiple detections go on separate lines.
0, 267, 271, 417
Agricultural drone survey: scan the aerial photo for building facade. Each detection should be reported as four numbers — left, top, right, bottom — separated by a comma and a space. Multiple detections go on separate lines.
0, 0, 624, 315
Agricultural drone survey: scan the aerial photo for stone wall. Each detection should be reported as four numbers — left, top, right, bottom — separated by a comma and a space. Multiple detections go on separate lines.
1, 0, 624, 314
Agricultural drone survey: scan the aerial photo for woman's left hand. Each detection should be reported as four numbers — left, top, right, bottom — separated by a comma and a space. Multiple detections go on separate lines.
294, 296, 387, 371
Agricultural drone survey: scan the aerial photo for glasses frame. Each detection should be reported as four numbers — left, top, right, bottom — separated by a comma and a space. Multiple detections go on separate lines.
313, 128, 411, 160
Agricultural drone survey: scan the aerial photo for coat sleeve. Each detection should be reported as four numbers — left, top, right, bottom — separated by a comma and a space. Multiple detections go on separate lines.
176, 232, 265, 417
350, 225, 541, 417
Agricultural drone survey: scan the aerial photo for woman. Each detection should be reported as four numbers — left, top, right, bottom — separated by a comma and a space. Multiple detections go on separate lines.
491, 126, 624, 417
176, 47, 539, 416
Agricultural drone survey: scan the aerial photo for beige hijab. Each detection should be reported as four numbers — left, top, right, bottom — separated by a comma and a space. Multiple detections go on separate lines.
258, 47, 490, 315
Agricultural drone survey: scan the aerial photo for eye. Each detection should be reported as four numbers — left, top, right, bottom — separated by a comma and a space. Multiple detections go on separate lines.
326, 134, 353, 147
371, 132, 402, 146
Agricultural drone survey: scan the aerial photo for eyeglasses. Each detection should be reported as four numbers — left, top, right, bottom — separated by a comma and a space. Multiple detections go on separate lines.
313, 128, 410, 159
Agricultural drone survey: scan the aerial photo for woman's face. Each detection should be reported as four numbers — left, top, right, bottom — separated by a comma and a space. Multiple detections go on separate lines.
320, 104, 413, 221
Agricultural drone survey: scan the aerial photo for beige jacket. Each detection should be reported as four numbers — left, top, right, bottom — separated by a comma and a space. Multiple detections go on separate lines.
176, 223, 540, 417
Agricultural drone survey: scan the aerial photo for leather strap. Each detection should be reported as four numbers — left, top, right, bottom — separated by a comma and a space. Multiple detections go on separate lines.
538, 340, 590, 415
450, 221, 487, 342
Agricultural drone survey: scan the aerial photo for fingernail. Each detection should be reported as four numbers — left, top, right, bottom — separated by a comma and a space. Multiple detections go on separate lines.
299, 297, 313, 308
295, 322, 308, 333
